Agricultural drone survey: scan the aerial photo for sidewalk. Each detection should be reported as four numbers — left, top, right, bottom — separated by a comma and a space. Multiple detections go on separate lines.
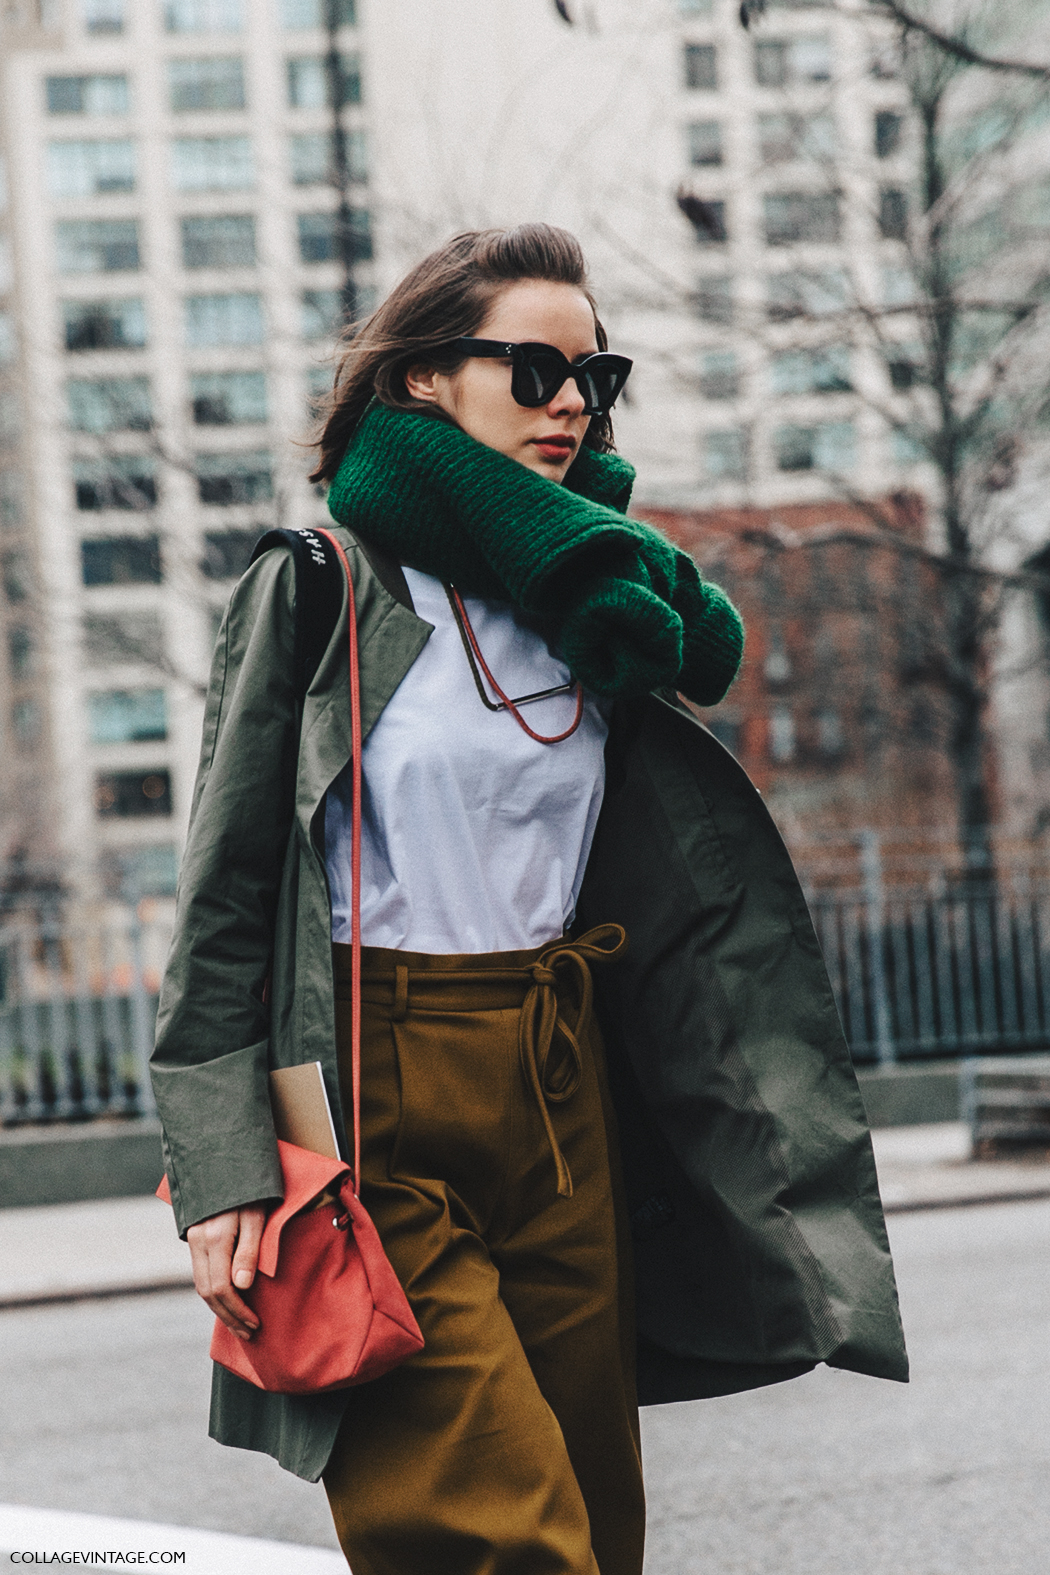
0, 1503, 346, 1573
871, 1122, 1050, 1212
3, 1124, 1050, 1308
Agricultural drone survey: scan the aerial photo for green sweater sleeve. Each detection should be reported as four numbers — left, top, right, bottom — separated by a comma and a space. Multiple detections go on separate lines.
151, 548, 298, 1237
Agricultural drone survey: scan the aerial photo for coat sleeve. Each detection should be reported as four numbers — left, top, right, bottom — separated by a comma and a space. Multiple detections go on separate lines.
151, 547, 299, 1237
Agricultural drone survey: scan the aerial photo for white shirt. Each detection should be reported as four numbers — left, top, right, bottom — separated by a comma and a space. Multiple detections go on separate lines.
325, 568, 609, 954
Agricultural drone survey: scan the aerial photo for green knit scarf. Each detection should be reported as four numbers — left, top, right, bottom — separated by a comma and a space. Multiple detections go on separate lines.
327, 401, 743, 705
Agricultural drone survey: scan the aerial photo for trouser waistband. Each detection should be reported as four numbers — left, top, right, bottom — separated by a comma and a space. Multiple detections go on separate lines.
333, 924, 627, 1199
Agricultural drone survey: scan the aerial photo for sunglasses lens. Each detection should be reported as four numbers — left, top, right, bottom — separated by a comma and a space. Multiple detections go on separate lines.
519, 350, 566, 405
510, 348, 631, 414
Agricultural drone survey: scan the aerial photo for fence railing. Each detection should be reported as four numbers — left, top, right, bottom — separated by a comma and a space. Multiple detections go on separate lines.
0, 915, 171, 1125
6, 847, 1050, 1123
807, 875, 1050, 1064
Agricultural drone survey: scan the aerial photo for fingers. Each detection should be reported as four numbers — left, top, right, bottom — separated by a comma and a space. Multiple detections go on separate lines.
186, 1206, 266, 1341
231, 1205, 265, 1291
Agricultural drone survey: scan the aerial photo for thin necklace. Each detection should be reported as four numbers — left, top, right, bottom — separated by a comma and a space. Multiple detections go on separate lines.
444, 585, 585, 745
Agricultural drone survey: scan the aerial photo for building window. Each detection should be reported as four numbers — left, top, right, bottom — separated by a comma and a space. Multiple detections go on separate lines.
56, 219, 140, 274
874, 111, 903, 158
81, 534, 162, 585
763, 190, 840, 245
68, 376, 152, 433
280, 0, 356, 24
892, 424, 926, 464
11, 699, 41, 747
683, 43, 717, 91
83, 610, 162, 664
8, 627, 33, 677
758, 111, 834, 164
306, 362, 330, 415
883, 264, 916, 305
82, 0, 124, 32
297, 209, 372, 262
63, 297, 147, 350
0, 393, 21, 451
190, 370, 267, 424
164, 0, 243, 31
704, 428, 748, 479
885, 343, 922, 390
695, 275, 733, 324
180, 214, 256, 268
0, 471, 24, 529
95, 768, 172, 818
88, 687, 167, 743
168, 57, 246, 111
680, 195, 727, 244
200, 527, 257, 578
287, 53, 361, 108
301, 287, 344, 339
171, 136, 253, 191
102, 844, 179, 898
46, 75, 129, 115
879, 187, 908, 239
48, 139, 136, 197
195, 450, 273, 504
769, 706, 796, 763
289, 128, 367, 185
770, 345, 851, 394
704, 714, 739, 754
2, 552, 30, 603
678, 0, 714, 14
0, 312, 15, 365
687, 120, 722, 167
184, 291, 263, 345
815, 707, 845, 758
73, 458, 157, 511
700, 350, 739, 400
767, 267, 847, 318
774, 420, 855, 471
754, 35, 831, 86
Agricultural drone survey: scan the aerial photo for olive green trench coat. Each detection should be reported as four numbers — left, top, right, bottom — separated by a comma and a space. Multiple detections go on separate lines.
151, 526, 907, 1484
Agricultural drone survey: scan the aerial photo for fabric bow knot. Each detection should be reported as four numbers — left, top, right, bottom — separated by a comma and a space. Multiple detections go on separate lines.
517, 924, 627, 1198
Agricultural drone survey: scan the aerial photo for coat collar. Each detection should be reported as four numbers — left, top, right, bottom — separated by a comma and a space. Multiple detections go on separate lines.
295, 526, 433, 832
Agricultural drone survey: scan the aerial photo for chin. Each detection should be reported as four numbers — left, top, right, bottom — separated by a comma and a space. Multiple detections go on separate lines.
521, 452, 571, 482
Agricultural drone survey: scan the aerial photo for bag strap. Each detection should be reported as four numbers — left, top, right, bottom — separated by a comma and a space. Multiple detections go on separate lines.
312, 527, 363, 1200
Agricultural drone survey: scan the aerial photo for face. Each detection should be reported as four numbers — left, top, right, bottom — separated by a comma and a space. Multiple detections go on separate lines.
404, 278, 598, 482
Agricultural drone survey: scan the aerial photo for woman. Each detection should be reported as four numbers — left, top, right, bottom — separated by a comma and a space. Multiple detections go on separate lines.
152, 224, 906, 1575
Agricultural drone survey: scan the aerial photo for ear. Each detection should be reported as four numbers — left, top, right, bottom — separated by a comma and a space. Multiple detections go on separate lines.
404, 363, 441, 402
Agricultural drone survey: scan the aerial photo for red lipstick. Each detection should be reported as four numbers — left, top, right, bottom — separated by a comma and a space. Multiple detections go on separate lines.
531, 434, 576, 463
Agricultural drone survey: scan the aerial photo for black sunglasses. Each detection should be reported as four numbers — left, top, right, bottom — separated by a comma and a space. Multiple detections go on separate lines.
451, 338, 633, 416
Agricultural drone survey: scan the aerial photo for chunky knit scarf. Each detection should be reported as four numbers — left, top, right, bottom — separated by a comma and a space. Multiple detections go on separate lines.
327, 402, 743, 705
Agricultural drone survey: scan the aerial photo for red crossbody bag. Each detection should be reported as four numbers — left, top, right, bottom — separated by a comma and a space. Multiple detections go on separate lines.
159, 526, 424, 1394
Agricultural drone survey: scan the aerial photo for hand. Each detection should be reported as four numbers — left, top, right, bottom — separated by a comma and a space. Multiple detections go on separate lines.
187, 1203, 268, 1341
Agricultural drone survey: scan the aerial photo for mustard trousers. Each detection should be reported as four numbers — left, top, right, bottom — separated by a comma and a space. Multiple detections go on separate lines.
324, 927, 645, 1575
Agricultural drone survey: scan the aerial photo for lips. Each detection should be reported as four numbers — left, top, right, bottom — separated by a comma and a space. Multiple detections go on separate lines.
532, 435, 576, 460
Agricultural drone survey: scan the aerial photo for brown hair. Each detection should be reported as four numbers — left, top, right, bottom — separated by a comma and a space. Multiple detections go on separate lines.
309, 223, 614, 484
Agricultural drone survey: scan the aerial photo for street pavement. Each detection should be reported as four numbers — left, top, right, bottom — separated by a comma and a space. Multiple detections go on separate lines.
1, 1138, 1049, 1573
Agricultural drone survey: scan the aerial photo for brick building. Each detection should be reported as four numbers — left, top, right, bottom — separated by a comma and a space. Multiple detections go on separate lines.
642, 495, 966, 842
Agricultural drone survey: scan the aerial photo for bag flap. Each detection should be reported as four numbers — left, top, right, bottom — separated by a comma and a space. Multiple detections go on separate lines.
257, 1139, 353, 1278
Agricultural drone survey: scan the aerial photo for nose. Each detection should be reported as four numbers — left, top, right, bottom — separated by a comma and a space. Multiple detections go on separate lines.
548, 375, 586, 419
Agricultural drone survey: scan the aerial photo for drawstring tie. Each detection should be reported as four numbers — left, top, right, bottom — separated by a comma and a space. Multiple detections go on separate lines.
517, 924, 627, 1198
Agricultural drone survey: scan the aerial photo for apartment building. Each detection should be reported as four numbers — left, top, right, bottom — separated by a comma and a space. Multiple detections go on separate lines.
0, 0, 939, 909
0, 0, 371, 909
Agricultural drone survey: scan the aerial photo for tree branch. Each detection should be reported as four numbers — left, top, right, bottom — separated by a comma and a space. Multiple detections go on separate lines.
865, 0, 1050, 80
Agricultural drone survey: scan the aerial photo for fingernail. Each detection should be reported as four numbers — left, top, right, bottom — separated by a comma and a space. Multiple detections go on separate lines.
233, 1270, 252, 1289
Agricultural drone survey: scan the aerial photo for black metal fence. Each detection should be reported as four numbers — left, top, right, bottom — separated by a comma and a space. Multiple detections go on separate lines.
0, 916, 169, 1125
